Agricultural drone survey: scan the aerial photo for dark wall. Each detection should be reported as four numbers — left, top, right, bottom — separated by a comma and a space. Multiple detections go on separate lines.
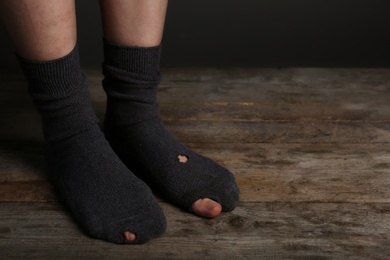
1, 0, 389, 68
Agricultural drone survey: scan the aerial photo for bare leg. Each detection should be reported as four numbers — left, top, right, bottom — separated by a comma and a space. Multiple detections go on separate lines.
0, 0, 76, 60
99, 0, 225, 218
100, 0, 167, 47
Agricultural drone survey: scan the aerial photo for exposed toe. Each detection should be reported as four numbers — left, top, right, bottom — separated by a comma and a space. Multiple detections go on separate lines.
123, 231, 137, 242
192, 198, 222, 218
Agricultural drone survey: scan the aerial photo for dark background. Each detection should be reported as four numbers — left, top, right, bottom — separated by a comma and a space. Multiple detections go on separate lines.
0, 0, 389, 68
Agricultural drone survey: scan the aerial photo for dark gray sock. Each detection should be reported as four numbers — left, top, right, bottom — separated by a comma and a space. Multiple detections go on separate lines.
102, 40, 239, 212
18, 46, 166, 244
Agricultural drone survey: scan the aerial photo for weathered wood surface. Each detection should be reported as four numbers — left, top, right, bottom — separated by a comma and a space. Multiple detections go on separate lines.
1, 202, 390, 259
1, 143, 390, 204
1, 68, 390, 259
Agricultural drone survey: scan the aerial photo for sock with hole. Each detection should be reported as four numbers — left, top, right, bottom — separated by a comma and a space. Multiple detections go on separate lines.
18, 46, 166, 244
102, 40, 239, 212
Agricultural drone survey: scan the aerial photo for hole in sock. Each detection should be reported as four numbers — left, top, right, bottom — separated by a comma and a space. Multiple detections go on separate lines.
123, 231, 137, 242
178, 155, 188, 163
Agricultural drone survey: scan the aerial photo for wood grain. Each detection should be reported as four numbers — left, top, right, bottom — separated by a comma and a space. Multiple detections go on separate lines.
1, 68, 390, 259
1, 202, 389, 259
1, 143, 390, 204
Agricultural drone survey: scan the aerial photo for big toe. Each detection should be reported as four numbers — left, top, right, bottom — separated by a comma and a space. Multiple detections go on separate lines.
192, 198, 222, 218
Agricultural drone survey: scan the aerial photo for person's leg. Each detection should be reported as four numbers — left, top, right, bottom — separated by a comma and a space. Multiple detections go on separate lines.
0, 0, 166, 244
100, 0, 167, 47
0, 0, 76, 60
99, 0, 239, 218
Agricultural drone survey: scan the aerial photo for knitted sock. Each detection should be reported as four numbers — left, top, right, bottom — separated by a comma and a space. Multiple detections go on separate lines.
102, 40, 239, 212
18, 46, 166, 244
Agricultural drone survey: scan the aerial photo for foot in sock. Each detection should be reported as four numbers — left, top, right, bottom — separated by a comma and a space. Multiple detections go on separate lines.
18, 46, 166, 244
102, 41, 240, 217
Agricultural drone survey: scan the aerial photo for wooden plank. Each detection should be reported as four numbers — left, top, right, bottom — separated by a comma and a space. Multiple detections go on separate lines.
164, 121, 390, 144
3, 68, 390, 114
2, 68, 390, 144
0, 143, 45, 182
0, 181, 54, 202
157, 102, 390, 122
8, 100, 390, 123
1, 202, 389, 259
2, 114, 390, 143
2, 68, 390, 106
86, 67, 390, 103
2, 143, 390, 203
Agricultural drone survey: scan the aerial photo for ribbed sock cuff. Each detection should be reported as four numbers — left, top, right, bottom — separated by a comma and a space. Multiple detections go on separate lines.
103, 39, 161, 77
17, 45, 84, 95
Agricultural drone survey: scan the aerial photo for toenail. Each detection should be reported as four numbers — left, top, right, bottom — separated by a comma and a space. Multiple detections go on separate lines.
178, 154, 188, 163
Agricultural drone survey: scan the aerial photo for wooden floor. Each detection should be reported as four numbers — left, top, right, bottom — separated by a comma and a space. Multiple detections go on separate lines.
1, 68, 390, 259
